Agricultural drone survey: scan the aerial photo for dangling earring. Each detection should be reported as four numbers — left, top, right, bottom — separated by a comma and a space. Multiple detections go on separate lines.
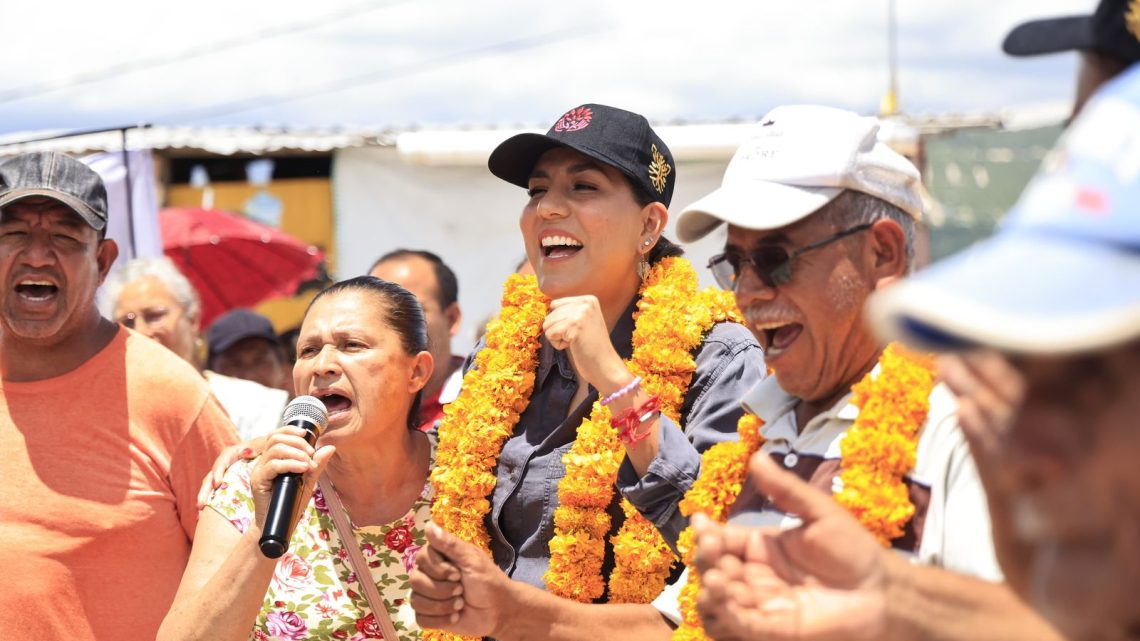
637, 238, 652, 280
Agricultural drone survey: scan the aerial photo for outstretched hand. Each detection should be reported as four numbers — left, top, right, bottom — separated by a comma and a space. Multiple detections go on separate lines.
410, 523, 512, 639
694, 455, 890, 641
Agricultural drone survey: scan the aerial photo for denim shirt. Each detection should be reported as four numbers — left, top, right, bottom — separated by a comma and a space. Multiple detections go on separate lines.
460, 297, 765, 595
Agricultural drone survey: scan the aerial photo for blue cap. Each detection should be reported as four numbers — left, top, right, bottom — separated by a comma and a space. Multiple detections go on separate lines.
867, 63, 1140, 355
207, 308, 278, 358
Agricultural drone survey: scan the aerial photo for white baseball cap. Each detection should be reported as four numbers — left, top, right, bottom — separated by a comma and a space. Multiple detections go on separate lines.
675, 105, 924, 243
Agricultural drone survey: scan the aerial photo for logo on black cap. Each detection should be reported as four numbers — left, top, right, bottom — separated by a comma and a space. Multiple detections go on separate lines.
554, 106, 593, 132
487, 103, 677, 207
648, 144, 671, 195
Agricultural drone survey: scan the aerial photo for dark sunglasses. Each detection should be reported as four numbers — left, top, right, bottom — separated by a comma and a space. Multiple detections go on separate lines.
707, 223, 873, 290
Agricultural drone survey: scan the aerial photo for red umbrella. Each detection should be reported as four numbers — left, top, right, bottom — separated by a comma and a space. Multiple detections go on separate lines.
159, 207, 325, 327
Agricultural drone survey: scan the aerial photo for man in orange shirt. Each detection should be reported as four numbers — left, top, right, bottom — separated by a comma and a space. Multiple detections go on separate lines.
0, 152, 238, 640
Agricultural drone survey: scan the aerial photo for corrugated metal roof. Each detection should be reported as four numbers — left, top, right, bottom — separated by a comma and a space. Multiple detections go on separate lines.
0, 126, 397, 156
0, 104, 1066, 160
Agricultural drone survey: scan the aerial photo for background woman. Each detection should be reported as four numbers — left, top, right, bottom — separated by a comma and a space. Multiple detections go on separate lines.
411, 104, 765, 639
159, 276, 435, 641
102, 257, 288, 441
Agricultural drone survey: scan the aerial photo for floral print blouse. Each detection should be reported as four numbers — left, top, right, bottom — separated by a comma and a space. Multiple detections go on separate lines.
209, 458, 432, 641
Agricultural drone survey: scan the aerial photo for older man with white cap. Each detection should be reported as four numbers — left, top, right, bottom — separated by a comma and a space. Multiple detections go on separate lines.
671, 105, 1061, 641
867, 64, 1140, 641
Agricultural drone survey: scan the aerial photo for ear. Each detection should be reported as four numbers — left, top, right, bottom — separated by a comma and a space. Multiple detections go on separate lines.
639, 202, 669, 254
444, 301, 462, 338
95, 239, 119, 283
866, 218, 907, 290
409, 351, 434, 394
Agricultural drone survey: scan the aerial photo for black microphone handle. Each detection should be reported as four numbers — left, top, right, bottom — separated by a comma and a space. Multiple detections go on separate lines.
259, 421, 320, 559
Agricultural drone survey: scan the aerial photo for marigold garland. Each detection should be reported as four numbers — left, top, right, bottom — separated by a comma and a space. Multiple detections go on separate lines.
670, 413, 766, 641
428, 257, 741, 641
671, 344, 934, 641
425, 274, 548, 641
545, 257, 742, 604
835, 343, 936, 545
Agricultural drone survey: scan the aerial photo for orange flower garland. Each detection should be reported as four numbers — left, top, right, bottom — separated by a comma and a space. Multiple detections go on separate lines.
672, 344, 934, 641
673, 413, 766, 641
428, 256, 744, 641
835, 343, 936, 545
426, 274, 548, 641
545, 257, 743, 603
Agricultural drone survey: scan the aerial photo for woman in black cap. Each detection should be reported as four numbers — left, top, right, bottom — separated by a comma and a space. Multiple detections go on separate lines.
411, 104, 764, 639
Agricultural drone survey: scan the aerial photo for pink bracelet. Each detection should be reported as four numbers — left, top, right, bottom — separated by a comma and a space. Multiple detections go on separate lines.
600, 376, 641, 406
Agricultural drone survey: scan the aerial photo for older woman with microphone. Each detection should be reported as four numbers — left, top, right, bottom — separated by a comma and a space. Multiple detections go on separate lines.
159, 276, 435, 641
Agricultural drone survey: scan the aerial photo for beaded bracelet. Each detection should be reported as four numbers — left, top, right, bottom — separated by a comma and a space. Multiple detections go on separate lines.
610, 395, 661, 445
600, 376, 642, 406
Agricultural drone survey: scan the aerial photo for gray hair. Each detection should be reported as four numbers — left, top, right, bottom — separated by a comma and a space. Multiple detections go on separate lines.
99, 256, 201, 320
822, 190, 916, 272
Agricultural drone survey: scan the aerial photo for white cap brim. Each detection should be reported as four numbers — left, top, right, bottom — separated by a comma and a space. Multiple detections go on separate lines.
866, 232, 1140, 355
676, 182, 842, 243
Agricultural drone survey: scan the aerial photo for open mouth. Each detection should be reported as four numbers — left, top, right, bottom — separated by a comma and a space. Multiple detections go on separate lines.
15, 280, 59, 302
540, 235, 583, 260
755, 322, 803, 357
315, 392, 353, 416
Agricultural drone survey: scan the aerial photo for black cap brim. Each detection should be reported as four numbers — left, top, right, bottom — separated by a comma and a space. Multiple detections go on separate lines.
1003, 15, 1096, 56
487, 133, 566, 189
488, 132, 641, 193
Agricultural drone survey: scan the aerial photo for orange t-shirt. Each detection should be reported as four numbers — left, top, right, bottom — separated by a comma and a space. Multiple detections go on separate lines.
0, 328, 239, 641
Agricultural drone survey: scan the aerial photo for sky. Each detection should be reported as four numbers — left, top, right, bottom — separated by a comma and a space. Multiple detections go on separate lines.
0, 0, 1090, 136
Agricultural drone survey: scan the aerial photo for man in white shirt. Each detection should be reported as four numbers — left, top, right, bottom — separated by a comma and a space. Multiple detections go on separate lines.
672, 104, 1059, 641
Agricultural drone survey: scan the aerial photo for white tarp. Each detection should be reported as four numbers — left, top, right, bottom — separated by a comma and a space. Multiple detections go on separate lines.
83, 149, 162, 269
332, 146, 730, 356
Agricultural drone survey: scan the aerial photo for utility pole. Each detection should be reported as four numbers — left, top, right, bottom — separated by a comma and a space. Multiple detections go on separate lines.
880, 0, 900, 116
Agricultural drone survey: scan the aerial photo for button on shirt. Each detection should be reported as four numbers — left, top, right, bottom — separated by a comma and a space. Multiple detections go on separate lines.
460, 297, 765, 593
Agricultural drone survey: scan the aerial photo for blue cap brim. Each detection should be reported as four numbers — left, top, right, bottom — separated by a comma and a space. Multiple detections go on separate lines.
867, 231, 1140, 355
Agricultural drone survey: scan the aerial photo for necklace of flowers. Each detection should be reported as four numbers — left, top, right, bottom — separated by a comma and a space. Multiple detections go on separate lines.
427, 258, 741, 641
544, 256, 742, 605
425, 272, 550, 641
671, 343, 935, 641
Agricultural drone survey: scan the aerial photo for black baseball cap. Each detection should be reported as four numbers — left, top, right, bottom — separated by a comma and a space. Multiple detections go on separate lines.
488, 103, 676, 207
1002, 0, 1140, 63
0, 152, 108, 231
207, 308, 278, 358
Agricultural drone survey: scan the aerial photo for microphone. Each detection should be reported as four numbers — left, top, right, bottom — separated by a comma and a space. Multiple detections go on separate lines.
259, 395, 329, 559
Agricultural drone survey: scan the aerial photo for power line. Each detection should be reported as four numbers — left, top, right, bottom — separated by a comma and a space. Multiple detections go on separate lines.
160, 23, 611, 123
0, 0, 406, 105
